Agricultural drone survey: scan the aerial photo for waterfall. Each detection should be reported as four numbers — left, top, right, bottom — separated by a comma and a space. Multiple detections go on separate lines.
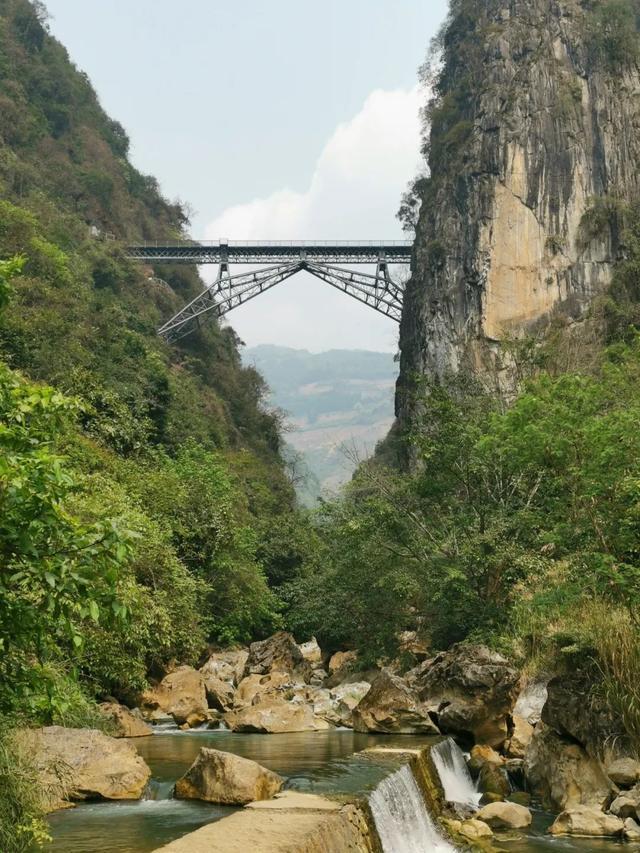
369, 764, 456, 853
431, 737, 481, 810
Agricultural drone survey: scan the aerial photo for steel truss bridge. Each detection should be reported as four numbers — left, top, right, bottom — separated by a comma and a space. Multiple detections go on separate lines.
125, 240, 412, 342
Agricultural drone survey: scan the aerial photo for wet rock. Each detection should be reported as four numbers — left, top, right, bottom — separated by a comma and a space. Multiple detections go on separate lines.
199, 649, 248, 687
351, 670, 440, 735
25, 726, 151, 807
524, 722, 613, 810
505, 715, 533, 759
476, 801, 532, 829
203, 675, 234, 712
224, 699, 332, 733
549, 806, 624, 837
141, 666, 208, 727
99, 702, 152, 738
243, 632, 311, 682
610, 784, 640, 819
607, 757, 640, 788
478, 762, 510, 799
174, 747, 283, 805
468, 744, 505, 774
508, 792, 532, 807
624, 817, 640, 842
412, 644, 520, 747
460, 818, 493, 839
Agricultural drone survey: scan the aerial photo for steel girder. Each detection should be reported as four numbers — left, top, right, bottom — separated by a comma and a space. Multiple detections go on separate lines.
126, 240, 412, 265
158, 259, 404, 341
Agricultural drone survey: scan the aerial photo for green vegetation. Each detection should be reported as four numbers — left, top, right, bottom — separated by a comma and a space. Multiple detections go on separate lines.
584, 0, 640, 69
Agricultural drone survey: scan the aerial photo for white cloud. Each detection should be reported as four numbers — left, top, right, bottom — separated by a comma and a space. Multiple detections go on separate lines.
204, 86, 423, 352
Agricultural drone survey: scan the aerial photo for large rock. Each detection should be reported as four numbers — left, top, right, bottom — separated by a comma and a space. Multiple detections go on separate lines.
505, 715, 534, 759
26, 726, 151, 808
298, 637, 322, 666
331, 682, 371, 712
199, 649, 248, 687
202, 676, 234, 712
225, 699, 332, 733
624, 818, 640, 842
524, 723, 613, 810
549, 806, 624, 837
141, 666, 208, 726
328, 650, 358, 675
352, 671, 439, 735
243, 632, 311, 681
234, 672, 294, 708
412, 645, 520, 747
542, 669, 623, 756
476, 801, 532, 829
607, 758, 640, 788
610, 784, 640, 820
99, 702, 152, 738
174, 747, 283, 805
513, 678, 549, 725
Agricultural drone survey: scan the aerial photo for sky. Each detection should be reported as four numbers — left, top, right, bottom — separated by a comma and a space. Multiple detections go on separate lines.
45, 0, 449, 352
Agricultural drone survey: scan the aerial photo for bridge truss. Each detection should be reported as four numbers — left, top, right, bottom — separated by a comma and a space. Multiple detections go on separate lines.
125, 241, 412, 342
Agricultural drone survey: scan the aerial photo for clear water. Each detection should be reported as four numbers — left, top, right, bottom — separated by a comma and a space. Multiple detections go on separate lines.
431, 737, 481, 810
370, 763, 455, 853
501, 807, 629, 853
44, 728, 431, 853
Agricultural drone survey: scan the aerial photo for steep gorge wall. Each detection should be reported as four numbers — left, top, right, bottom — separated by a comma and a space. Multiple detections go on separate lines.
398, 0, 640, 419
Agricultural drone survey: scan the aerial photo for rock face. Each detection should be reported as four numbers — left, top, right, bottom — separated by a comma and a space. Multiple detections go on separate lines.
549, 806, 624, 837
174, 747, 283, 805
224, 700, 332, 734
243, 632, 310, 682
411, 645, 520, 747
476, 801, 532, 829
397, 0, 640, 423
524, 723, 613, 810
142, 666, 208, 726
99, 702, 153, 738
202, 676, 234, 712
352, 671, 439, 735
505, 715, 534, 759
27, 726, 151, 807
233, 672, 294, 709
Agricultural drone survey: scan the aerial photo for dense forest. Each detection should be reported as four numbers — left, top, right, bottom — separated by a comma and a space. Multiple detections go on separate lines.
3, 0, 640, 849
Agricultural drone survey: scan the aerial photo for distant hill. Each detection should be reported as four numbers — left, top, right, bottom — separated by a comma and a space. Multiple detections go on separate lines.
244, 345, 398, 501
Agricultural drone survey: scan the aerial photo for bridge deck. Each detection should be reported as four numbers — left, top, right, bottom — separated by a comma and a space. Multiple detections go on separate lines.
126, 240, 412, 265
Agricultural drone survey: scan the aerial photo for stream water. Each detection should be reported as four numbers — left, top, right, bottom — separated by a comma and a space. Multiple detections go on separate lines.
45, 728, 632, 853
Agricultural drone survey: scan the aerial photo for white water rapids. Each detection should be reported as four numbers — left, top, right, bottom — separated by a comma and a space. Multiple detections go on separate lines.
431, 737, 482, 810
369, 764, 456, 853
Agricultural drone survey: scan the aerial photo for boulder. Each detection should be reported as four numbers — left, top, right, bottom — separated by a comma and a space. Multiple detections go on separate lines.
542, 669, 622, 756
624, 818, 640, 842
460, 818, 493, 840
328, 650, 358, 675
476, 801, 532, 829
607, 757, 640, 788
298, 637, 322, 666
478, 762, 510, 799
25, 726, 151, 808
352, 671, 439, 735
412, 645, 520, 747
225, 699, 333, 733
99, 702, 152, 738
174, 747, 283, 805
505, 715, 534, 759
524, 722, 613, 810
549, 806, 624, 837
202, 675, 234, 712
610, 784, 640, 819
468, 744, 505, 774
141, 666, 208, 727
234, 672, 294, 708
513, 678, 549, 725
243, 631, 311, 681
331, 682, 371, 712
199, 648, 248, 687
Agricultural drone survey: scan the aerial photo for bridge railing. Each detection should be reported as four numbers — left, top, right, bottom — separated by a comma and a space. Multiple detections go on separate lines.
129, 239, 413, 249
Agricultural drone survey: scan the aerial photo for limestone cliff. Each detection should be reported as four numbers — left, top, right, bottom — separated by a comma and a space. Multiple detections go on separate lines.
398, 0, 640, 419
